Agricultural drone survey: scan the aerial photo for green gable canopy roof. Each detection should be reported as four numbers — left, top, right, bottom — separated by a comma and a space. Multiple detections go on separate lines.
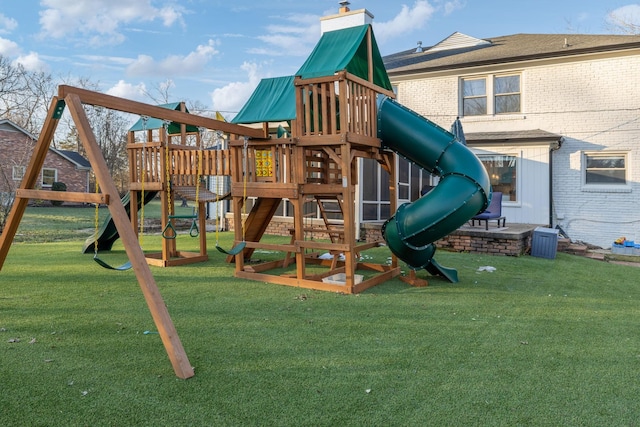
129, 102, 199, 134
296, 24, 392, 91
231, 26, 392, 125
231, 75, 296, 124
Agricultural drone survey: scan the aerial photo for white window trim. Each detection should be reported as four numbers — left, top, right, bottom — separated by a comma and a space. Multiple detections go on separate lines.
474, 150, 522, 206
12, 165, 26, 181
494, 74, 522, 115
581, 151, 631, 193
41, 168, 57, 188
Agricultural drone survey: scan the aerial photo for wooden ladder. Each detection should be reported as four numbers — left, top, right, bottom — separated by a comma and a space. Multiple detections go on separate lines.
315, 195, 345, 243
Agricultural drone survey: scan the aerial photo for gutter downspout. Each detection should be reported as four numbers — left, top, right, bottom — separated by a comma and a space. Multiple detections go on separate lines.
549, 137, 564, 227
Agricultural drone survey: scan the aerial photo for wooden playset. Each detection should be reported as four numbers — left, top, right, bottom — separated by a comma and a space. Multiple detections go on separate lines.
1, 21, 491, 377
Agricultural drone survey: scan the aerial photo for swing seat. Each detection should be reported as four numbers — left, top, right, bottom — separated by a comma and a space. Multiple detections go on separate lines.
93, 254, 132, 271
216, 241, 246, 256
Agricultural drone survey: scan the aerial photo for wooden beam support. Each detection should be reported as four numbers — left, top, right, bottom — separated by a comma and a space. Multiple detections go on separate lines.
0, 97, 62, 269
58, 85, 264, 139
16, 189, 109, 205
65, 93, 194, 379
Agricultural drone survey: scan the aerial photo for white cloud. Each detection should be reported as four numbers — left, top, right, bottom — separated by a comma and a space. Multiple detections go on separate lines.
210, 62, 263, 117
374, 1, 436, 43
75, 54, 134, 67
0, 13, 18, 34
105, 80, 148, 102
606, 4, 640, 27
443, 0, 466, 16
38, 0, 185, 45
126, 40, 219, 77
157, 6, 183, 27
13, 52, 49, 72
0, 37, 20, 56
251, 13, 320, 57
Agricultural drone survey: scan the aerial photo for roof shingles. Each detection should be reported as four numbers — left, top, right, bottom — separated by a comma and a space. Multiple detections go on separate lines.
384, 33, 640, 75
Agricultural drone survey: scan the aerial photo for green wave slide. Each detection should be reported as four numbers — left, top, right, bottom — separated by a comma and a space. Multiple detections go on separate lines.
82, 191, 158, 254
377, 96, 492, 283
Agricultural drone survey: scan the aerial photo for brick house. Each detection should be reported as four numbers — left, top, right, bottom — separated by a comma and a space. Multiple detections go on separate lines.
377, 32, 640, 248
0, 119, 91, 196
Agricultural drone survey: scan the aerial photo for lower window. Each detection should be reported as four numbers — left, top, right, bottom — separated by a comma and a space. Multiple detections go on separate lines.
41, 168, 57, 188
584, 153, 626, 185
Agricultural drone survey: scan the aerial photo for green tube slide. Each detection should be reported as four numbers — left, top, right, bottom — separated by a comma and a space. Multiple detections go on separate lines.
82, 190, 157, 254
377, 96, 491, 282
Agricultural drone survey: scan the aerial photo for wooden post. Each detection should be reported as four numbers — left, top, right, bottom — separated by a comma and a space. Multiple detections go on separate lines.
341, 142, 356, 293
399, 270, 429, 287
65, 93, 194, 379
231, 138, 246, 271
0, 98, 63, 269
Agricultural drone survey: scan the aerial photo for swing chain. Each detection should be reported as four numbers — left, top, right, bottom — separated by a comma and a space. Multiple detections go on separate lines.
242, 136, 248, 242
139, 115, 149, 247
162, 119, 177, 239
93, 178, 100, 258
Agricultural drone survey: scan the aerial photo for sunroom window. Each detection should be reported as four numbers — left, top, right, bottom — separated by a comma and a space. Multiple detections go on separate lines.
478, 154, 518, 202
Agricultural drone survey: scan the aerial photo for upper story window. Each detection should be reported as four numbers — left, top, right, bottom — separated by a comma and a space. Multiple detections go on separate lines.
462, 78, 487, 116
461, 73, 522, 116
494, 75, 521, 114
41, 168, 57, 188
584, 153, 626, 185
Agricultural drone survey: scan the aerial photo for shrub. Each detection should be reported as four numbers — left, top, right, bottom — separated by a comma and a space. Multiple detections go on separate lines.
51, 181, 67, 206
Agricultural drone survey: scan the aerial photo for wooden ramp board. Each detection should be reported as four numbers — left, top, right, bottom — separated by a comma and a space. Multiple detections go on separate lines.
227, 197, 281, 262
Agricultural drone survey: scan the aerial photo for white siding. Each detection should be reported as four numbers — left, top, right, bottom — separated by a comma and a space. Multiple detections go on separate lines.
393, 53, 640, 247
472, 145, 550, 225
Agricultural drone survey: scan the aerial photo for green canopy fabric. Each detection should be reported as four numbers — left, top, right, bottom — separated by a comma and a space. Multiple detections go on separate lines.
296, 24, 392, 91
129, 102, 199, 134
230, 25, 392, 125
231, 75, 296, 124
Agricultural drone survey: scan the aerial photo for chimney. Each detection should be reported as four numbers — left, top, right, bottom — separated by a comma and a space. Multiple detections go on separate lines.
321, 2, 374, 34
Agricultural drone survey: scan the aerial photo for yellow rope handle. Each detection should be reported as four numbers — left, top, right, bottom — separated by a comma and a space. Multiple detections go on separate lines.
163, 120, 173, 217
242, 136, 248, 242
139, 116, 149, 248
195, 127, 204, 205
93, 179, 100, 256
214, 130, 223, 244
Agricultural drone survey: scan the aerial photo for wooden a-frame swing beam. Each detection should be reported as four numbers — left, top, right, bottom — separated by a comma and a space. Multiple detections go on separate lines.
0, 91, 196, 379
58, 85, 265, 139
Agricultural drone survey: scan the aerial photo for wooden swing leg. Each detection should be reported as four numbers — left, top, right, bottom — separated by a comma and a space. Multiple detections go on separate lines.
399, 269, 429, 287
66, 92, 194, 379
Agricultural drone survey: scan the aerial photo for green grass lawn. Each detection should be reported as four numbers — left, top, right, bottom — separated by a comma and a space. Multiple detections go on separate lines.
1, 205, 639, 426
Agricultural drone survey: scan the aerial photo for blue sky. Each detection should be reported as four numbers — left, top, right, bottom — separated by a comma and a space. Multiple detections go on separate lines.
1, 0, 638, 118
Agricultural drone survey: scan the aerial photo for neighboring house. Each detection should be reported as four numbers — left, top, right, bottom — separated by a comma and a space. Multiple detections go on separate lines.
0, 119, 91, 196
380, 32, 640, 248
